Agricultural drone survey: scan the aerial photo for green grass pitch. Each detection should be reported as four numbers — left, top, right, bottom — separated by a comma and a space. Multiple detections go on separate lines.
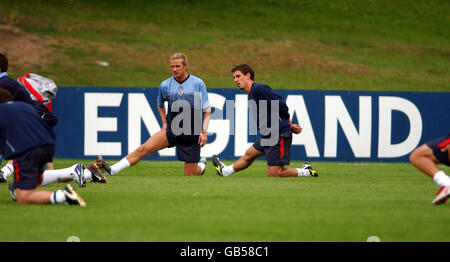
1, 159, 449, 242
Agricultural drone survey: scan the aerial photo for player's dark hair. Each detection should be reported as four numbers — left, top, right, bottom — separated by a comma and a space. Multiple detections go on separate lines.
231, 64, 255, 81
0, 53, 8, 73
0, 88, 13, 103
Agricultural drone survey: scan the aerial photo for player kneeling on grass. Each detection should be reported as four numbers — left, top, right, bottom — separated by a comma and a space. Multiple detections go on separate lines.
0, 89, 85, 206
410, 134, 450, 205
213, 64, 318, 178
88, 53, 210, 177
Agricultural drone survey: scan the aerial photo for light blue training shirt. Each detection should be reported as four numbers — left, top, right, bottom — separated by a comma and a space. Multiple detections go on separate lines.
156, 74, 210, 135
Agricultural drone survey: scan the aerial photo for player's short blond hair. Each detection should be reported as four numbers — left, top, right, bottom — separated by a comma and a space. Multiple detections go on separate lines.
170, 52, 188, 66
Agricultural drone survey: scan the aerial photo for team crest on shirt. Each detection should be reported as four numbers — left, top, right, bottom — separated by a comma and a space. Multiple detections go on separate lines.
177, 87, 184, 96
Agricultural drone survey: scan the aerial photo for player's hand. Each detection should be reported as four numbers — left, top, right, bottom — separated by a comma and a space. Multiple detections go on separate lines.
291, 124, 302, 134
198, 132, 207, 147
162, 122, 167, 131
441, 144, 450, 162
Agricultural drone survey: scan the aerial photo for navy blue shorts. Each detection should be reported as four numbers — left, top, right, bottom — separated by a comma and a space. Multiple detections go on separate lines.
426, 135, 450, 166
13, 145, 55, 190
166, 128, 200, 163
253, 131, 292, 166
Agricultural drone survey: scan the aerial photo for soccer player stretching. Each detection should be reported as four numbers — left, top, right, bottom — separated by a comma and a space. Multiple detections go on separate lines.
95, 53, 211, 176
410, 134, 450, 205
0, 89, 85, 206
213, 64, 318, 178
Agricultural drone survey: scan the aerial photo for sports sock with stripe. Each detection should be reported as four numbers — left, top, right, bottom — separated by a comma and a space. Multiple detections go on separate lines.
50, 190, 66, 204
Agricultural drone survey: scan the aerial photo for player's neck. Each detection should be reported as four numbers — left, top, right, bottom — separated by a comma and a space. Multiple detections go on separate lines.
174, 73, 189, 84
244, 81, 254, 94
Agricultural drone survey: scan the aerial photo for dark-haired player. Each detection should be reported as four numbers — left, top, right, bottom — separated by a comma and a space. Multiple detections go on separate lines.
213, 64, 318, 178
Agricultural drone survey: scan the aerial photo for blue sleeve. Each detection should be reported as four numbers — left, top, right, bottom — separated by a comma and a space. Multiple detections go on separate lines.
256, 85, 290, 120
156, 84, 165, 107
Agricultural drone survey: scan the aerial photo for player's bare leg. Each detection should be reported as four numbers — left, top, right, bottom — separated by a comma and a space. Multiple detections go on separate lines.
15, 189, 53, 204
14, 187, 86, 206
14, 173, 52, 204
183, 155, 207, 176
126, 129, 170, 166
13, 175, 85, 206
267, 166, 299, 177
233, 146, 265, 172
184, 162, 202, 176
409, 144, 440, 178
410, 143, 450, 205
102, 129, 170, 176
213, 146, 263, 176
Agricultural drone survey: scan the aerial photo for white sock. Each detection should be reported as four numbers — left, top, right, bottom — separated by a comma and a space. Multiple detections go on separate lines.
297, 168, 310, 177
222, 164, 235, 177
84, 168, 93, 181
50, 190, 66, 204
41, 165, 76, 186
1, 163, 14, 179
110, 158, 130, 175
433, 171, 450, 187
198, 162, 206, 173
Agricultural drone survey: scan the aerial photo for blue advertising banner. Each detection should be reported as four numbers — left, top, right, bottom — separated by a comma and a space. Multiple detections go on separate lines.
52, 87, 450, 162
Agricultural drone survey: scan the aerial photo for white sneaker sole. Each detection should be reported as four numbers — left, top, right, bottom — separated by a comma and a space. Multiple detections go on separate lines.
432, 189, 450, 205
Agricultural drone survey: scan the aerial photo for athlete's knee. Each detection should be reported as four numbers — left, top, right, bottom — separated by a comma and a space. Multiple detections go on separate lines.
134, 143, 154, 158
267, 168, 283, 177
15, 190, 31, 204
409, 144, 429, 164
409, 148, 419, 164
16, 197, 29, 204
134, 144, 147, 155
243, 148, 257, 162
184, 165, 201, 176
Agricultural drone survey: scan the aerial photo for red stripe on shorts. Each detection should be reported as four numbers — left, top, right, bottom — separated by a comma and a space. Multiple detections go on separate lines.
13, 162, 20, 182
280, 138, 285, 159
438, 138, 450, 148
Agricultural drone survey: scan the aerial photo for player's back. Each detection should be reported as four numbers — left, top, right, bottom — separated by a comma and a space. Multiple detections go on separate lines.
0, 101, 55, 159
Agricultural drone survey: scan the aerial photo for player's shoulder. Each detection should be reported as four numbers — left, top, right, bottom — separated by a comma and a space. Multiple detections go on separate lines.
159, 76, 176, 89
188, 75, 206, 85
0, 101, 29, 111
253, 82, 271, 89
0, 74, 20, 86
252, 83, 272, 93
160, 76, 173, 85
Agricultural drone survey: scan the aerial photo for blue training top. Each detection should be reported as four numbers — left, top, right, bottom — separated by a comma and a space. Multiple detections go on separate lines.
248, 83, 291, 138
0, 101, 55, 159
157, 74, 210, 135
